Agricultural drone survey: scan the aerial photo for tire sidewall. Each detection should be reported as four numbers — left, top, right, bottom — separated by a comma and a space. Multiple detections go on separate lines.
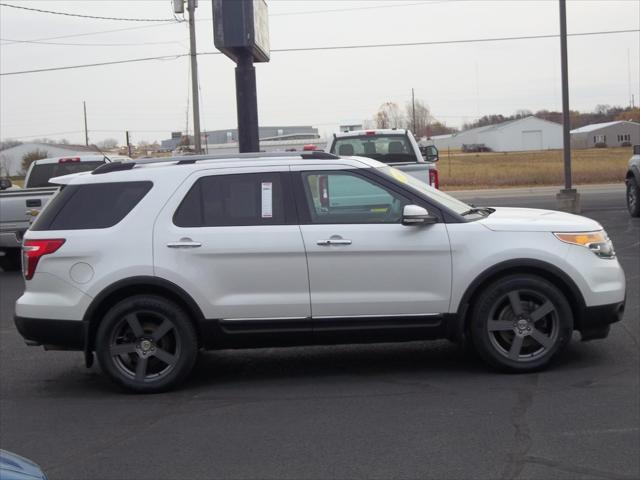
627, 178, 640, 217
96, 295, 197, 393
470, 275, 573, 372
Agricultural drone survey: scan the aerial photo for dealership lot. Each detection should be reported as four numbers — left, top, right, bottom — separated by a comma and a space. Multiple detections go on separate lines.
0, 185, 638, 480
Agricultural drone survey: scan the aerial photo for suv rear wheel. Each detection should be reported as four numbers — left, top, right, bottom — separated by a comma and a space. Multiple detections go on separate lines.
469, 275, 573, 372
627, 177, 640, 217
96, 295, 198, 393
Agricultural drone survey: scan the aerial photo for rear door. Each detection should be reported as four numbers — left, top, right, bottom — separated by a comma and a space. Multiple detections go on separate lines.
153, 166, 312, 336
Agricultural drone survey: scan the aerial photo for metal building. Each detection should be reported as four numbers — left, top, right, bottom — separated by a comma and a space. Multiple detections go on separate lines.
570, 121, 640, 149
431, 116, 563, 152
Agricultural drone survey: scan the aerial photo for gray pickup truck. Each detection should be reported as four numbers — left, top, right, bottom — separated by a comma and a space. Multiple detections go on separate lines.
626, 144, 640, 217
327, 129, 440, 188
0, 155, 116, 270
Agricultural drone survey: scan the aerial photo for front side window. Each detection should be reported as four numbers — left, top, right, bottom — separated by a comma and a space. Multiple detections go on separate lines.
301, 171, 409, 224
173, 172, 285, 227
32, 181, 152, 230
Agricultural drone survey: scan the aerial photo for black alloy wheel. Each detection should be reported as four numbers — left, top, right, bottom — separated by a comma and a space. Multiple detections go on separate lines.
470, 275, 573, 372
96, 295, 197, 393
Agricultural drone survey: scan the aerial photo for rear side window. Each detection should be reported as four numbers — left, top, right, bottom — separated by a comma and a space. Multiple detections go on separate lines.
31, 181, 152, 230
174, 173, 285, 227
26, 161, 106, 188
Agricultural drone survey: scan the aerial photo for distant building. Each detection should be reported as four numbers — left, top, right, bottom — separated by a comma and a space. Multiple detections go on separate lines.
431, 116, 563, 152
0, 142, 97, 176
570, 121, 640, 149
161, 126, 319, 151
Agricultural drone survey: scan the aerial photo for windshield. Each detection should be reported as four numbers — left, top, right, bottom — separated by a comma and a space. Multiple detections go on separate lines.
377, 166, 475, 216
332, 135, 415, 163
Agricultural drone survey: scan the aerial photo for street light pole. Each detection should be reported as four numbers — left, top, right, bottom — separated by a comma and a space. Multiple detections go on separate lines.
556, 0, 580, 213
187, 0, 202, 154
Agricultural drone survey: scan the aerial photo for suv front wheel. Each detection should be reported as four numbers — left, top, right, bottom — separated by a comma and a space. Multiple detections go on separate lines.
627, 177, 640, 217
96, 295, 198, 393
469, 275, 573, 372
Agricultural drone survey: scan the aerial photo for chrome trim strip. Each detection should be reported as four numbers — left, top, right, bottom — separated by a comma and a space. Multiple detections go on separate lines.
314, 313, 442, 320
220, 316, 308, 322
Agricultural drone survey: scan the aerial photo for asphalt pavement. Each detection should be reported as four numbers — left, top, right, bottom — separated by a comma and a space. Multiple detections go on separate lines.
0, 184, 638, 480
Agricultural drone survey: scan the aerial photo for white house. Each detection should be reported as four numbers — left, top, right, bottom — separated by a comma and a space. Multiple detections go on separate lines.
570, 121, 640, 149
431, 116, 563, 152
0, 143, 98, 176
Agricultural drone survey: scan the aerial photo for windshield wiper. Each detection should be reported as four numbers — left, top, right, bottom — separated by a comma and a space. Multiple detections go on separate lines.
461, 206, 495, 216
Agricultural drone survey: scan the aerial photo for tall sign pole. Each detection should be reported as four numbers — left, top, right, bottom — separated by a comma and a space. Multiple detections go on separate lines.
83, 101, 89, 146
556, 0, 580, 213
187, 0, 202, 154
213, 0, 270, 153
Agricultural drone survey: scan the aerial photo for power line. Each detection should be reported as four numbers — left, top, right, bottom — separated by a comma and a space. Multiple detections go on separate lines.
1, 29, 638, 77
0, 2, 184, 22
0, 37, 184, 47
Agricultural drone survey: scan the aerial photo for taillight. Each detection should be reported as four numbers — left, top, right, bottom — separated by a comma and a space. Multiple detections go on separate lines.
59, 157, 81, 163
303, 144, 317, 151
22, 239, 65, 280
429, 169, 439, 189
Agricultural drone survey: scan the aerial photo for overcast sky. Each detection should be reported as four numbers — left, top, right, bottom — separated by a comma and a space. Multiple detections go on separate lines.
1, 0, 639, 146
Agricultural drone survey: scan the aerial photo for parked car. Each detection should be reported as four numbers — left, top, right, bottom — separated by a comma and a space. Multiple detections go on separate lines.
327, 129, 440, 188
14, 152, 625, 393
0, 155, 130, 271
626, 144, 640, 217
0, 450, 47, 480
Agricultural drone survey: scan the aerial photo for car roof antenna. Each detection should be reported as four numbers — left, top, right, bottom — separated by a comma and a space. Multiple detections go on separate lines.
91, 143, 112, 163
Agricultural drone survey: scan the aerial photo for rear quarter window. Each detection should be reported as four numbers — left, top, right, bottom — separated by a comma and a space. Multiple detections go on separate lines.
31, 181, 152, 230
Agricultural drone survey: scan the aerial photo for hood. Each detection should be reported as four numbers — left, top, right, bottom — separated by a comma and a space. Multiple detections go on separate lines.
479, 207, 602, 232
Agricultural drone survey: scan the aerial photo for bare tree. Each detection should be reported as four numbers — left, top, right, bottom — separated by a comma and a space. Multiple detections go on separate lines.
98, 138, 119, 150
405, 99, 432, 136
374, 102, 404, 129
0, 139, 22, 151
20, 149, 48, 175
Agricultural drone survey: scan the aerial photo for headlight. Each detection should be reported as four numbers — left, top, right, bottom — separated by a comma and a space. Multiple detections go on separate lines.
554, 230, 616, 259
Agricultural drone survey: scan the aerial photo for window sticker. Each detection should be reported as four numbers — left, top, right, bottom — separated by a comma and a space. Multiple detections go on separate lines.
389, 168, 409, 184
261, 182, 273, 218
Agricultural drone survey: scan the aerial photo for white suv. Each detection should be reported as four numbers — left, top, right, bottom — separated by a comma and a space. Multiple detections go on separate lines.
15, 152, 626, 392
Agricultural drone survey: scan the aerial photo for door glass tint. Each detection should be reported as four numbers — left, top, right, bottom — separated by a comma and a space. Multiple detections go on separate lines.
332, 135, 413, 163
173, 172, 285, 227
302, 172, 408, 224
32, 181, 152, 230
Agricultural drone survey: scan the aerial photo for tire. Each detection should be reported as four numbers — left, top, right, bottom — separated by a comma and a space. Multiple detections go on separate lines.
96, 295, 198, 393
0, 250, 21, 272
627, 177, 640, 217
469, 275, 573, 373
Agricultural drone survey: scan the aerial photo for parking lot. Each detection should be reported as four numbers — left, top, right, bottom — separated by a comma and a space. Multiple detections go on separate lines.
0, 184, 638, 480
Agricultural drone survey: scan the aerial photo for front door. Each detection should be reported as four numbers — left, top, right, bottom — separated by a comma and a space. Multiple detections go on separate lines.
292, 166, 452, 319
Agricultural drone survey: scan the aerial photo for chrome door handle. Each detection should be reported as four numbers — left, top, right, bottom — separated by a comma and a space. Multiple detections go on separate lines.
167, 239, 202, 248
317, 239, 352, 246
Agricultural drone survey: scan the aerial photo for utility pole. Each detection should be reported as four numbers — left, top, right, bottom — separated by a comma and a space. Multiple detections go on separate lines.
83, 101, 89, 146
126, 131, 132, 157
411, 88, 416, 134
187, 0, 202, 153
556, 0, 580, 213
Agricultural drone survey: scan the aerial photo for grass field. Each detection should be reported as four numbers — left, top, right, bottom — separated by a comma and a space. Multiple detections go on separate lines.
437, 147, 631, 190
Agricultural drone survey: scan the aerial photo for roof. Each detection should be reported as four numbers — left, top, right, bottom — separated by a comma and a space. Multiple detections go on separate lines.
570, 120, 640, 134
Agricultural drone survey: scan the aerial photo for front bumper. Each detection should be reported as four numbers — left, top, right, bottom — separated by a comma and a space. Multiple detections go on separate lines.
578, 299, 625, 341
14, 316, 85, 350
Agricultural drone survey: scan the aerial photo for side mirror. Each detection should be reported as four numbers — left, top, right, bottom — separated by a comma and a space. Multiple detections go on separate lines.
402, 205, 437, 226
0, 178, 12, 190
425, 145, 439, 162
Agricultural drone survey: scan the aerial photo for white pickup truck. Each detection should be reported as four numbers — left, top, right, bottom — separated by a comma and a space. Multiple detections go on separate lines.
327, 129, 440, 188
0, 155, 128, 270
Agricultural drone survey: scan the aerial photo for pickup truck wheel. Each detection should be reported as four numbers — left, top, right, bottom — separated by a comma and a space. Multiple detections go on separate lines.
0, 250, 21, 271
96, 295, 197, 393
469, 275, 573, 372
627, 177, 640, 217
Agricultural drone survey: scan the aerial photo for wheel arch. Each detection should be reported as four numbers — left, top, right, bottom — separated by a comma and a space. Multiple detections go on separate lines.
627, 165, 640, 182
452, 259, 587, 341
83, 276, 206, 352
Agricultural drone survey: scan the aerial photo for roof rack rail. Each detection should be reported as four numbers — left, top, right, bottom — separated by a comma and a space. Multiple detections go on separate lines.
92, 151, 342, 173
92, 162, 135, 175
